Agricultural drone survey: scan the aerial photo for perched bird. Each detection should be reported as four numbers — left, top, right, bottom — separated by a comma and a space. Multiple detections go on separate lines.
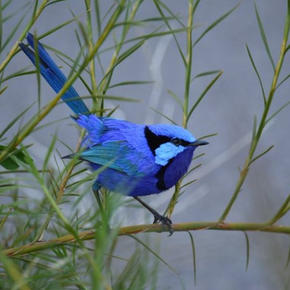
19, 33, 208, 234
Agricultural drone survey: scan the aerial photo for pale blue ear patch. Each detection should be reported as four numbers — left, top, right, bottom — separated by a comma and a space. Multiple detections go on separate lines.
155, 142, 186, 166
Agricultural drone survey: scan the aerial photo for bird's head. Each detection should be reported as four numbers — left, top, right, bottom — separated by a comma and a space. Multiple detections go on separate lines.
145, 124, 209, 166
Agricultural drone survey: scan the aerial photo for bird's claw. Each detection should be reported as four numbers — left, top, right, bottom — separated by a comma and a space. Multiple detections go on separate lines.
153, 213, 173, 236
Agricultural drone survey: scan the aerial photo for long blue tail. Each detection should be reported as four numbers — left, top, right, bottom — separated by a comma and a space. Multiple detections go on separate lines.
19, 33, 89, 115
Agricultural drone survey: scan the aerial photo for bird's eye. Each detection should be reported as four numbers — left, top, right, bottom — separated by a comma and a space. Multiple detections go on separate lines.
171, 138, 181, 146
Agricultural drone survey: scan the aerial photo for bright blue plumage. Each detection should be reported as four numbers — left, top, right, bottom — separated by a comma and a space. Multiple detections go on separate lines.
19, 34, 208, 231
19, 33, 89, 115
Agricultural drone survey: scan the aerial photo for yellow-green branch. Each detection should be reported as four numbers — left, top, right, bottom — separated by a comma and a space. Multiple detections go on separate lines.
4, 221, 290, 257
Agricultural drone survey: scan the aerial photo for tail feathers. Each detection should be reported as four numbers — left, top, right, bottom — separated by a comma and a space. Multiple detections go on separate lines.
19, 33, 89, 115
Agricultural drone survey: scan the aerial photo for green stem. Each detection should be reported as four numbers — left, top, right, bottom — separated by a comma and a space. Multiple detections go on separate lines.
85, 0, 99, 109
219, 1, 290, 222
166, 0, 195, 219
183, 0, 194, 128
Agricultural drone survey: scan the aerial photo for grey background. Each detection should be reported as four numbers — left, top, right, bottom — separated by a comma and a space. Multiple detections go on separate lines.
2, 0, 290, 289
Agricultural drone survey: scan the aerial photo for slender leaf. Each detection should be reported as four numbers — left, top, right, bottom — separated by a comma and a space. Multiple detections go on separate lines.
191, 70, 221, 82
249, 145, 274, 165
244, 232, 250, 271
0, 102, 35, 139
81, 95, 141, 102
129, 235, 179, 275
0, 67, 37, 84
187, 71, 223, 122
0, 85, 7, 96
187, 231, 197, 285
193, 2, 240, 47
254, 3, 275, 71
150, 106, 177, 125
266, 100, 290, 125
153, 0, 186, 66
167, 89, 183, 109
108, 80, 154, 89
0, 206, 11, 231
276, 72, 290, 90
1, 12, 27, 53
246, 45, 266, 105
286, 237, 290, 269
38, 12, 86, 40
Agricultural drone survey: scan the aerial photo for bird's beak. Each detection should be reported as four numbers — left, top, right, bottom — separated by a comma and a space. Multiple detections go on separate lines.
190, 140, 209, 147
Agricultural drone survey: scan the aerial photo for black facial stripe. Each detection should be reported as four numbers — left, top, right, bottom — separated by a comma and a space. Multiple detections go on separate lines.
172, 138, 191, 147
144, 126, 171, 156
155, 158, 174, 191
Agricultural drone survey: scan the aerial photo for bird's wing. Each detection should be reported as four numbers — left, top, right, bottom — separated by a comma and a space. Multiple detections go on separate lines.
79, 141, 143, 177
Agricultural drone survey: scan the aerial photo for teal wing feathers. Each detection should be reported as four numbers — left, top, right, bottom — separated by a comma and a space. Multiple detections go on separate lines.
80, 141, 143, 177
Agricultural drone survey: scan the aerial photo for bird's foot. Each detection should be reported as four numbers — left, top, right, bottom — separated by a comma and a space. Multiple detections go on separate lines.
153, 212, 173, 236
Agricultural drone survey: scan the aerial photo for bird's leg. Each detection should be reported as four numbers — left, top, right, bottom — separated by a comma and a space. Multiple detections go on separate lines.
134, 197, 173, 236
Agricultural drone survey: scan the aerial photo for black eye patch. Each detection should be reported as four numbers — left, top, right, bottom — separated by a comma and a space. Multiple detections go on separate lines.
144, 126, 191, 155
144, 126, 171, 155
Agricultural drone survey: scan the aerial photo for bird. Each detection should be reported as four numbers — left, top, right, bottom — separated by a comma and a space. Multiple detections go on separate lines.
19, 33, 209, 234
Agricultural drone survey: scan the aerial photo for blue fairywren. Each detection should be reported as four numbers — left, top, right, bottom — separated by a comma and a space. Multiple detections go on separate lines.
19, 33, 208, 234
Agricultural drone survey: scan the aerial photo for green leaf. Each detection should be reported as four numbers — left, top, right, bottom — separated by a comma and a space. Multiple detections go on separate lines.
106, 105, 120, 117
0, 155, 19, 170
129, 235, 179, 275
56, 54, 93, 95
0, 67, 37, 84
0, 206, 11, 232
42, 133, 58, 174
249, 145, 274, 165
0, 144, 33, 170
0, 85, 7, 96
187, 231, 197, 285
266, 100, 290, 126
0, 102, 35, 139
153, 0, 186, 66
0, 11, 27, 53
99, 27, 190, 55
276, 72, 290, 90
81, 95, 141, 103
98, 40, 146, 89
246, 45, 266, 105
286, 238, 290, 269
108, 80, 154, 89
197, 133, 217, 140
254, 3, 275, 71
2, 1, 30, 23
187, 71, 223, 122
150, 106, 177, 125
0, 0, 2, 52
180, 179, 197, 189
193, 2, 240, 47
2, 0, 14, 11
244, 232, 250, 271
167, 89, 183, 109
183, 163, 202, 179
38, 12, 85, 40
251, 115, 257, 145
191, 70, 221, 82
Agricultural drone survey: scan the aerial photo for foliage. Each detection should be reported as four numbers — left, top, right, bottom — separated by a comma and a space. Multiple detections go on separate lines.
0, 0, 290, 289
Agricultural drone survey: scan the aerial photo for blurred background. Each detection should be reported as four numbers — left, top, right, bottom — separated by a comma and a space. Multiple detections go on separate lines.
1, 0, 290, 289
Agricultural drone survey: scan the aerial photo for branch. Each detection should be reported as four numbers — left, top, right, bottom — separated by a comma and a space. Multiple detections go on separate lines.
4, 221, 290, 257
